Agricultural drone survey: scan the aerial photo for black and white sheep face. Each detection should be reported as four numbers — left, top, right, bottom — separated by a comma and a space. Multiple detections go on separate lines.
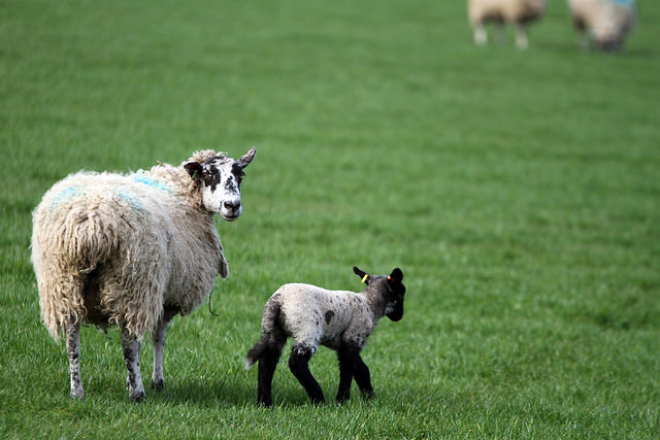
185, 147, 256, 221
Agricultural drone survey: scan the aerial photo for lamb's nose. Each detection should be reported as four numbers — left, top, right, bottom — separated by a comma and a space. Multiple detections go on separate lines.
223, 201, 240, 212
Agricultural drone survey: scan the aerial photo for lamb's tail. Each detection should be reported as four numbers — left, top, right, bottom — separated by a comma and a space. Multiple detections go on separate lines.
245, 295, 282, 369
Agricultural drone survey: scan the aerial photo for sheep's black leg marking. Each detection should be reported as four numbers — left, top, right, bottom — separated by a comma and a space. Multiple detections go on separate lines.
65, 322, 85, 399
121, 327, 145, 402
354, 354, 374, 399
151, 307, 178, 391
257, 340, 284, 407
336, 342, 361, 403
289, 345, 324, 405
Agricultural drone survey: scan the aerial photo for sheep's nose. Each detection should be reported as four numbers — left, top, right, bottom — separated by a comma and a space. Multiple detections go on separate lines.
223, 201, 241, 212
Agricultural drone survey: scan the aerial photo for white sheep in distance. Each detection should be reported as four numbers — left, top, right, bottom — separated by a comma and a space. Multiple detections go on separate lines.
245, 266, 406, 407
468, 0, 547, 49
31, 147, 256, 401
567, 0, 637, 52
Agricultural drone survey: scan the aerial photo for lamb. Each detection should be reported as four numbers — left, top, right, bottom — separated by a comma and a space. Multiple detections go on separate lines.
468, 0, 547, 49
567, 0, 637, 52
245, 266, 406, 407
31, 147, 256, 401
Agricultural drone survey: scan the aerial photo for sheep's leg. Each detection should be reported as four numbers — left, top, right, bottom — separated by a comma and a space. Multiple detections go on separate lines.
515, 24, 528, 50
257, 340, 284, 407
289, 344, 324, 404
121, 327, 145, 402
353, 354, 374, 399
474, 23, 487, 46
496, 22, 506, 44
151, 308, 178, 391
65, 322, 85, 399
336, 343, 361, 403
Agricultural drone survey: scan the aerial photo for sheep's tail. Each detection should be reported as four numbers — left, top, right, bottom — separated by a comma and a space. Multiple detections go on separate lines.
32, 204, 119, 339
245, 295, 282, 370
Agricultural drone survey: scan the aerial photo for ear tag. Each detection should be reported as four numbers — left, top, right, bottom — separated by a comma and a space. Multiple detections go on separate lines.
191, 169, 198, 180
361, 274, 369, 284
387, 275, 392, 281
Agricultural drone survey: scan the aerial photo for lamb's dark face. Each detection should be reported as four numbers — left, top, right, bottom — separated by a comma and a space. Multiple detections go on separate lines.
382, 268, 405, 322
185, 147, 256, 220
353, 266, 406, 322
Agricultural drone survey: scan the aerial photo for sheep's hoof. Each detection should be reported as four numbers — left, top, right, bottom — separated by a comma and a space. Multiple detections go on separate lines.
130, 390, 146, 403
70, 389, 85, 400
150, 378, 166, 391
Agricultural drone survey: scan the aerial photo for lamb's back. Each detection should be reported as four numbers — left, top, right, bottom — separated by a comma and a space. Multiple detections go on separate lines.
276, 284, 366, 344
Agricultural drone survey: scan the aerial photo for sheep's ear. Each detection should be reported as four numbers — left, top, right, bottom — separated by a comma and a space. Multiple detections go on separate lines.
184, 161, 204, 181
353, 266, 370, 283
238, 147, 256, 168
388, 268, 403, 284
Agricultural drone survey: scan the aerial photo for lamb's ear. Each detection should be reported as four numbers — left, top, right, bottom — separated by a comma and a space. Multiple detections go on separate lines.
388, 268, 403, 284
184, 161, 204, 181
353, 266, 370, 284
238, 147, 256, 168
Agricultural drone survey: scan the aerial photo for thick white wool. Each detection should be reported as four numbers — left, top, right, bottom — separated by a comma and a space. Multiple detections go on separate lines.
32, 151, 228, 340
567, 0, 637, 48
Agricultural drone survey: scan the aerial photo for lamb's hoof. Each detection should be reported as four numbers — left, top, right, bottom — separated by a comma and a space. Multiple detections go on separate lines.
361, 389, 375, 400
257, 399, 273, 408
150, 378, 166, 391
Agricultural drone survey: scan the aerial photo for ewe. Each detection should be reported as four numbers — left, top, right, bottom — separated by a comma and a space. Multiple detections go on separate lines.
246, 266, 406, 407
567, 0, 637, 52
32, 148, 256, 401
468, 0, 547, 49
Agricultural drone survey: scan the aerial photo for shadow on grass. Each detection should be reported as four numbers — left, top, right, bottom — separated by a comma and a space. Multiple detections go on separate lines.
148, 376, 255, 407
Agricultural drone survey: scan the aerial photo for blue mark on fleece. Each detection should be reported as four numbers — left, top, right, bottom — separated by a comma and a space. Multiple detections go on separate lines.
117, 189, 145, 211
132, 174, 173, 194
612, 0, 634, 5
50, 186, 80, 205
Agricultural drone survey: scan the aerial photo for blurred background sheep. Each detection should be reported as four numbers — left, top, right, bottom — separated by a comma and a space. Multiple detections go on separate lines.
468, 0, 547, 49
567, 0, 638, 52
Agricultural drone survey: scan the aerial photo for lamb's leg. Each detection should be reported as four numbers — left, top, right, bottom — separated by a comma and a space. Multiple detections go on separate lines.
336, 343, 360, 403
65, 322, 85, 399
353, 354, 374, 399
121, 327, 145, 402
151, 308, 178, 391
257, 339, 284, 407
289, 344, 324, 404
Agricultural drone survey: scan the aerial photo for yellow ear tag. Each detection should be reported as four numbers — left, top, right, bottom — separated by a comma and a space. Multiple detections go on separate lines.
361, 274, 369, 284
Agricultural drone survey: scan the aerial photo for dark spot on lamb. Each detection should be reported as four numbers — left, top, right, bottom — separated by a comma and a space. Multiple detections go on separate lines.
325, 310, 335, 325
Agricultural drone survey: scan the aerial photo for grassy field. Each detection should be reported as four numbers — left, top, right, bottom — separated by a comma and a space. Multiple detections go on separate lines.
2, 0, 659, 438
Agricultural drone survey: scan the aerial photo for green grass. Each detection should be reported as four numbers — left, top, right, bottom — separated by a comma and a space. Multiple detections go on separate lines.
2, 0, 659, 438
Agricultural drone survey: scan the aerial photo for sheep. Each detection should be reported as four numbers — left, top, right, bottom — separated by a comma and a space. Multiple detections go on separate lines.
468, 0, 547, 49
31, 147, 256, 401
567, 0, 637, 52
245, 266, 406, 407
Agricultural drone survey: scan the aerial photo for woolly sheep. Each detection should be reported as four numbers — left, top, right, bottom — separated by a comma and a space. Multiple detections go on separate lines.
567, 0, 637, 52
31, 147, 256, 401
245, 266, 406, 407
468, 0, 547, 49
